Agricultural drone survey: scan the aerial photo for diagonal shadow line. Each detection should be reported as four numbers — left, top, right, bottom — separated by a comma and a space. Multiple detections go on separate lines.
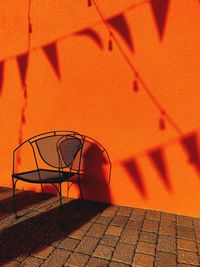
0, 191, 55, 219
0, 196, 109, 264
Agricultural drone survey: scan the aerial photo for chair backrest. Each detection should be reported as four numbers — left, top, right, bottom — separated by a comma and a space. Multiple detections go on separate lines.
58, 136, 83, 168
32, 132, 83, 169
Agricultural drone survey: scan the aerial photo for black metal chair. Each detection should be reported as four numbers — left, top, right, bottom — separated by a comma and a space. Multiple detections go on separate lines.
11, 131, 84, 219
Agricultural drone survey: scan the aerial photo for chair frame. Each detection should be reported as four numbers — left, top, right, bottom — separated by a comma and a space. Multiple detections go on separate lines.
12, 130, 84, 220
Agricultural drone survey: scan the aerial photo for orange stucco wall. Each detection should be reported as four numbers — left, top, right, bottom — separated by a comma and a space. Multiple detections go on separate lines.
1, 0, 200, 217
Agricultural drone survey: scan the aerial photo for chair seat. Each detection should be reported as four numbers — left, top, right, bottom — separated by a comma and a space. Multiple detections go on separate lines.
12, 169, 76, 184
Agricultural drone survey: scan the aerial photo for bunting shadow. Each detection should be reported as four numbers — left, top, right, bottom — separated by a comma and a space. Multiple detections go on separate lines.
181, 132, 200, 176
107, 13, 134, 52
122, 158, 147, 199
150, 0, 170, 40
43, 43, 60, 79
0, 61, 4, 95
74, 28, 103, 50
148, 147, 173, 192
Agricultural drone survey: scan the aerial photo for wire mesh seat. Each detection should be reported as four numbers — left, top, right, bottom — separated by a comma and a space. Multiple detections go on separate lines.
11, 131, 84, 220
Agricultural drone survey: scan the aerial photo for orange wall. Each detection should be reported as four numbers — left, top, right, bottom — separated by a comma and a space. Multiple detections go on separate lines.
1, 0, 200, 216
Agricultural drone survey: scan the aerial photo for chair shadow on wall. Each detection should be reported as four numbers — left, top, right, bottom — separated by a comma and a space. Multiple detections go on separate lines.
67, 137, 112, 204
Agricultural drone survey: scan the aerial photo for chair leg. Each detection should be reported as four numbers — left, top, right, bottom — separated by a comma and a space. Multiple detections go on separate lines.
77, 174, 84, 200
58, 183, 64, 227
67, 182, 70, 198
40, 183, 46, 199
12, 178, 19, 219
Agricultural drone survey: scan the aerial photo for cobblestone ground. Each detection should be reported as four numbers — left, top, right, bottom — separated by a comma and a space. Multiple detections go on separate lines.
0, 187, 200, 267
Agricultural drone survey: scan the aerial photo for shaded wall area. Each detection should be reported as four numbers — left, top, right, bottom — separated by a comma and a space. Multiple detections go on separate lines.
1, 0, 200, 216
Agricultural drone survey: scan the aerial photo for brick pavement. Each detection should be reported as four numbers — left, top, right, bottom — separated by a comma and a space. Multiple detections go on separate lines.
0, 186, 200, 266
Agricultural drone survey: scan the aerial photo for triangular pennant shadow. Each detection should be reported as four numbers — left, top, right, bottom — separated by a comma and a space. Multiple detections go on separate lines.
122, 158, 147, 198
0, 61, 4, 95
42, 42, 60, 79
74, 28, 103, 50
181, 132, 200, 174
150, 0, 170, 40
148, 148, 172, 191
16, 53, 29, 87
107, 13, 134, 52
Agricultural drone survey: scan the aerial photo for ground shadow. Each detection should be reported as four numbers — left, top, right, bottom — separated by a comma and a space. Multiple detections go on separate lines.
0, 193, 109, 265
0, 190, 55, 219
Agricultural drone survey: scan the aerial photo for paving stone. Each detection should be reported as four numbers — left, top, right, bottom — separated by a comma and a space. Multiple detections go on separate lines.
178, 264, 197, 267
111, 215, 128, 227
87, 223, 107, 238
132, 252, 154, 267
126, 220, 142, 230
100, 234, 119, 247
1, 261, 20, 267
96, 216, 112, 225
93, 244, 114, 260
2, 236, 22, 249
132, 208, 146, 216
177, 226, 196, 240
68, 229, 87, 240
110, 262, 130, 267
160, 218, 176, 227
7, 240, 37, 263
120, 228, 139, 245
196, 242, 200, 252
136, 241, 156, 255
75, 236, 99, 255
106, 226, 123, 236
161, 212, 176, 221
177, 239, 197, 252
139, 231, 158, 244
65, 252, 89, 267
58, 237, 80, 251
159, 224, 176, 237
79, 221, 92, 231
117, 206, 132, 217
195, 230, 200, 242
89, 214, 100, 223
155, 252, 177, 267
177, 216, 193, 227
157, 235, 176, 254
101, 206, 119, 217
41, 248, 70, 267
130, 209, 146, 221
0, 215, 15, 229
193, 218, 200, 230
142, 219, 159, 233
30, 230, 50, 243
86, 257, 109, 266
178, 250, 199, 265
32, 245, 55, 259
20, 256, 44, 267
146, 210, 161, 221
112, 242, 135, 264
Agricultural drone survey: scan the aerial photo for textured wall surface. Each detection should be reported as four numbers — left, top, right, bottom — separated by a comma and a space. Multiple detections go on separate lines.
1, 0, 200, 216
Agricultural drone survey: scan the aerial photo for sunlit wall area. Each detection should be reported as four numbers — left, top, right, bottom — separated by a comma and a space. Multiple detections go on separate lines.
1, 0, 200, 217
